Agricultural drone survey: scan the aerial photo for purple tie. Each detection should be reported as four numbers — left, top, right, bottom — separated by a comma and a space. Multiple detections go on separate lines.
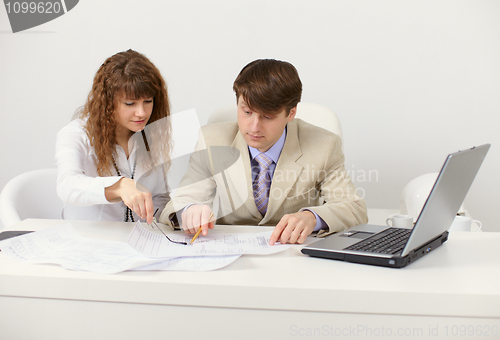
253, 153, 272, 215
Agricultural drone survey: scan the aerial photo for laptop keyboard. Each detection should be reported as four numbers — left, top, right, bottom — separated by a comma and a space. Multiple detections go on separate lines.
345, 228, 412, 255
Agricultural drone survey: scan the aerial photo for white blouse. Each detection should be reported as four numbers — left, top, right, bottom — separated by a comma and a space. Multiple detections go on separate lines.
55, 119, 169, 222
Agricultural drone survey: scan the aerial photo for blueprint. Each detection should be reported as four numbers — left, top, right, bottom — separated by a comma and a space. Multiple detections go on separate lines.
0, 221, 293, 274
0, 224, 240, 274
0, 224, 161, 274
127, 221, 290, 258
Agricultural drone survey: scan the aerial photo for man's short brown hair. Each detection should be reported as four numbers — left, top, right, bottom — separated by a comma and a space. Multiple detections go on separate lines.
233, 59, 302, 115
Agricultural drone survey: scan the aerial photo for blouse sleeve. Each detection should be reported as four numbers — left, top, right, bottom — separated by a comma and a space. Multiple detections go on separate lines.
55, 120, 122, 206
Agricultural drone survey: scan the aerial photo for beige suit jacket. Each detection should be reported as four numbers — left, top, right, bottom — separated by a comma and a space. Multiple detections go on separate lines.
159, 119, 368, 236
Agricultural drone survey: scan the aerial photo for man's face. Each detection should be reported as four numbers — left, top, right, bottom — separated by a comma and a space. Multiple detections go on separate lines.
237, 96, 296, 152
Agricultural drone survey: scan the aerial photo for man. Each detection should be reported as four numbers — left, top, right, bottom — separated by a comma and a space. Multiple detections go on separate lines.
159, 59, 367, 244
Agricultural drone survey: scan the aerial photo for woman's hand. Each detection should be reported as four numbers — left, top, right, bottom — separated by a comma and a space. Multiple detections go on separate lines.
105, 178, 154, 224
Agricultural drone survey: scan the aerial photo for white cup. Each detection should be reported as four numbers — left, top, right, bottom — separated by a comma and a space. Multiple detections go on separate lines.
449, 216, 482, 232
386, 214, 414, 229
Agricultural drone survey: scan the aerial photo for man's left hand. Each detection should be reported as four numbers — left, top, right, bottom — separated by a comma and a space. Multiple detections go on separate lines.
269, 211, 316, 245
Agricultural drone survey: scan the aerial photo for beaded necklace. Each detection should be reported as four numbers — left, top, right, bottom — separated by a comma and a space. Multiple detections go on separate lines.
113, 159, 137, 222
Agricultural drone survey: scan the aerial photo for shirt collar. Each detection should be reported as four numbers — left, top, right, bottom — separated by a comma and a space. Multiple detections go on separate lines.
249, 126, 287, 164
115, 133, 139, 161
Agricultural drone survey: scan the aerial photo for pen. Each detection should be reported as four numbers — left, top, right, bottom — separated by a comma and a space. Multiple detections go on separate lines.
190, 212, 214, 244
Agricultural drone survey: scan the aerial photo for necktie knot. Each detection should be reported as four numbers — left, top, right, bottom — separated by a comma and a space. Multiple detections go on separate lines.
255, 153, 272, 170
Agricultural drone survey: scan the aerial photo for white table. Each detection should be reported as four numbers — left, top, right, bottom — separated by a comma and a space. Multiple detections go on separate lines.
1, 218, 499, 340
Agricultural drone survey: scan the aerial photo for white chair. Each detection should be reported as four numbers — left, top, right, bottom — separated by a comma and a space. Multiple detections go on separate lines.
207, 102, 343, 145
0, 168, 63, 230
400, 173, 467, 223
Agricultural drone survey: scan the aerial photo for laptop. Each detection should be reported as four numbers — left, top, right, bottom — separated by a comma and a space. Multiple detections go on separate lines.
302, 144, 490, 268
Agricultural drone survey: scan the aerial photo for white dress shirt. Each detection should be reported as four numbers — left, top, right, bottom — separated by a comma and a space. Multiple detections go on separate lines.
55, 119, 169, 222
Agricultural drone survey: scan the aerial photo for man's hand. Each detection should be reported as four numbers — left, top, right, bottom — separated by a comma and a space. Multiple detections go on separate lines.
269, 210, 316, 245
181, 204, 215, 236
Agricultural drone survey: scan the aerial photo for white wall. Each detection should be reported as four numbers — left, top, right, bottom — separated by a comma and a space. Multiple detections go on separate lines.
1, 0, 499, 231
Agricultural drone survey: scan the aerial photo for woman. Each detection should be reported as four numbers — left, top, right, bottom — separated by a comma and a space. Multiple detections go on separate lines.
56, 49, 172, 224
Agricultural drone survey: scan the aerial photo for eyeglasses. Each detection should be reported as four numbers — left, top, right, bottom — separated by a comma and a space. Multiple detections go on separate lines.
149, 209, 187, 245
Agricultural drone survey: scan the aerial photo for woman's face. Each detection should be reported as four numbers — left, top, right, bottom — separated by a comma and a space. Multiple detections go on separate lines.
114, 94, 154, 138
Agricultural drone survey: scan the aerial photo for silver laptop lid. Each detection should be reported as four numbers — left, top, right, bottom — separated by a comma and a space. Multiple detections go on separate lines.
402, 144, 490, 256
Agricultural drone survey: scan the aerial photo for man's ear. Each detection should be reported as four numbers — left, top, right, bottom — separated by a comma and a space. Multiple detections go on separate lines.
287, 106, 297, 121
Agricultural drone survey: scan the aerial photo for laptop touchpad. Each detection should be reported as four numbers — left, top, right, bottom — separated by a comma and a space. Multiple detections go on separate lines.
340, 231, 374, 239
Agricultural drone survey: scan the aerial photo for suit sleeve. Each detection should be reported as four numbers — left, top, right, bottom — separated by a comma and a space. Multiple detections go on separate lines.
158, 128, 217, 227
304, 136, 368, 236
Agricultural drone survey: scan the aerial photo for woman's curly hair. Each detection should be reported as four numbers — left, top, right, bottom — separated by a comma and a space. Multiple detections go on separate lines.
76, 49, 172, 176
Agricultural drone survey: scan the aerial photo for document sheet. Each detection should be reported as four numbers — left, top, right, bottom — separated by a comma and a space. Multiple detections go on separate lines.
0, 224, 159, 274
0, 221, 294, 274
0, 224, 241, 273
127, 222, 290, 258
